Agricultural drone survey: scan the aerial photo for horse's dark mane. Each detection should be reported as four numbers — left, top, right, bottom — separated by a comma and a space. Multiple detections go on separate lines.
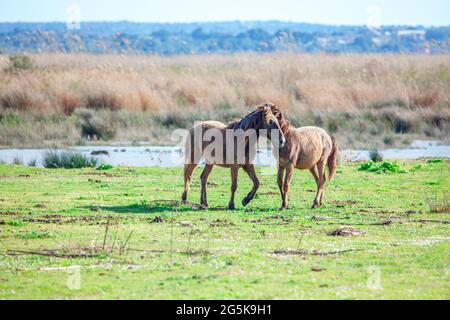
226, 107, 264, 131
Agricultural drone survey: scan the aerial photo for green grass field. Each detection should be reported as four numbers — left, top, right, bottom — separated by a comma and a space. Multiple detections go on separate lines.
0, 160, 448, 299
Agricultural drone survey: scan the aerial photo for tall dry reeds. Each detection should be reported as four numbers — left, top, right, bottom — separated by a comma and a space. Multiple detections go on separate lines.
0, 53, 448, 147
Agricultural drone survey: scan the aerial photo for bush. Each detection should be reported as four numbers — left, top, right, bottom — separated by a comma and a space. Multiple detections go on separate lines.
85, 92, 122, 111
43, 151, 98, 169
7, 54, 35, 71
76, 109, 117, 140
369, 149, 383, 162
358, 160, 401, 174
1, 91, 33, 110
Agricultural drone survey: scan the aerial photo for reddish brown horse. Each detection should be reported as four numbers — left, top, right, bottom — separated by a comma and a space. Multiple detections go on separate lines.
182, 105, 286, 210
266, 103, 338, 209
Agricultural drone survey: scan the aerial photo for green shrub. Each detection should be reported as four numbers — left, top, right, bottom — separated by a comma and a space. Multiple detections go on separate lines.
427, 159, 443, 164
97, 164, 113, 171
6, 219, 25, 226
8, 54, 35, 71
358, 160, 401, 174
43, 151, 98, 169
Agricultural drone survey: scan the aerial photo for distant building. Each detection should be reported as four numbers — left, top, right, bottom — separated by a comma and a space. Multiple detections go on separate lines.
397, 30, 426, 40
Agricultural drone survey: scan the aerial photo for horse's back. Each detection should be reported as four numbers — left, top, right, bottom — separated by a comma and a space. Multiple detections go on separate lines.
185, 120, 228, 165
291, 126, 333, 169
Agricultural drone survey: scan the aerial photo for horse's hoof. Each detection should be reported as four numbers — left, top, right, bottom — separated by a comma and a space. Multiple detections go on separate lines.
228, 204, 236, 211
311, 203, 320, 209
241, 197, 250, 207
279, 206, 287, 211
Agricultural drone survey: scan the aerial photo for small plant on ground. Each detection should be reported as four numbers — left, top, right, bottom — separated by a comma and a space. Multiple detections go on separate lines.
369, 149, 383, 162
12, 155, 23, 165
17, 230, 53, 240
424, 192, 449, 213
358, 160, 401, 174
43, 151, 98, 169
97, 164, 113, 171
27, 159, 37, 167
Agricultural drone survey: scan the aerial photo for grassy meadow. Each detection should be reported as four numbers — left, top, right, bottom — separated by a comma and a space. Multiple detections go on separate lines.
0, 53, 449, 148
0, 160, 448, 299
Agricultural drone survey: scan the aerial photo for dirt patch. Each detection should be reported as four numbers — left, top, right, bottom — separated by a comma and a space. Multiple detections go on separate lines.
259, 191, 278, 196
191, 181, 219, 187
311, 215, 331, 221
0, 211, 21, 216
371, 220, 394, 226
331, 200, 360, 207
6, 249, 99, 259
81, 172, 114, 177
209, 218, 235, 227
411, 219, 450, 225
377, 210, 395, 215
242, 215, 292, 224
242, 218, 264, 223
180, 249, 211, 256
272, 248, 362, 256
151, 216, 163, 223
327, 226, 366, 236
311, 266, 326, 272
21, 214, 126, 225
152, 200, 204, 210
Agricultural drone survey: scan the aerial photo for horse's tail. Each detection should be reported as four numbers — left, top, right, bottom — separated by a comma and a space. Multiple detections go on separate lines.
327, 136, 338, 181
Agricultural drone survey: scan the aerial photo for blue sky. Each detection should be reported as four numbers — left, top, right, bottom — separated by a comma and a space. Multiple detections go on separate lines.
0, 0, 449, 26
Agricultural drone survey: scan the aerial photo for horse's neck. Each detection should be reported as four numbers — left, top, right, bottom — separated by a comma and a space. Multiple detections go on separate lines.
281, 121, 294, 137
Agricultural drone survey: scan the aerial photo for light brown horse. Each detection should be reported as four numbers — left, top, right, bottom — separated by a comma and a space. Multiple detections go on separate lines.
266, 103, 338, 210
182, 105, 286, 210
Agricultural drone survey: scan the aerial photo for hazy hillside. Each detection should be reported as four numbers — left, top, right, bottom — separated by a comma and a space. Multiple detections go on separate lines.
0, 21, 448, 54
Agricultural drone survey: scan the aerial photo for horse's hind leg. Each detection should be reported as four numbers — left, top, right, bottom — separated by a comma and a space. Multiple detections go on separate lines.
228, 166, 239, 210
200, 164, 214, 208
310, 165, 320, 206
312, 161, 326, 209
242, 164, 260, 207
182, 164, 197, 202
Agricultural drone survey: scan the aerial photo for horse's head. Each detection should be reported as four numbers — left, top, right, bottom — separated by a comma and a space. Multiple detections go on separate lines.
259, 105, 286, 148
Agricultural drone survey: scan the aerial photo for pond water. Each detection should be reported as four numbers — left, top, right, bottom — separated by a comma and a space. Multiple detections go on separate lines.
0, 140, 448, 168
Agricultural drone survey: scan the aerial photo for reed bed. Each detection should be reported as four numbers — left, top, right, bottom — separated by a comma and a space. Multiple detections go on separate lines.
0, 53, 448, 148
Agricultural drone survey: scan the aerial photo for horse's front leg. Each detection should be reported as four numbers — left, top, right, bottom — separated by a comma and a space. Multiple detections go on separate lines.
277, 165, 285, 208
242, 164, 260, 207
281, 165, 293, 210
228, 166, 239, 210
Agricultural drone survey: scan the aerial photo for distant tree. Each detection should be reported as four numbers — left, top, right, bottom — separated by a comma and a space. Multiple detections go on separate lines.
8, 53, 34, 71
